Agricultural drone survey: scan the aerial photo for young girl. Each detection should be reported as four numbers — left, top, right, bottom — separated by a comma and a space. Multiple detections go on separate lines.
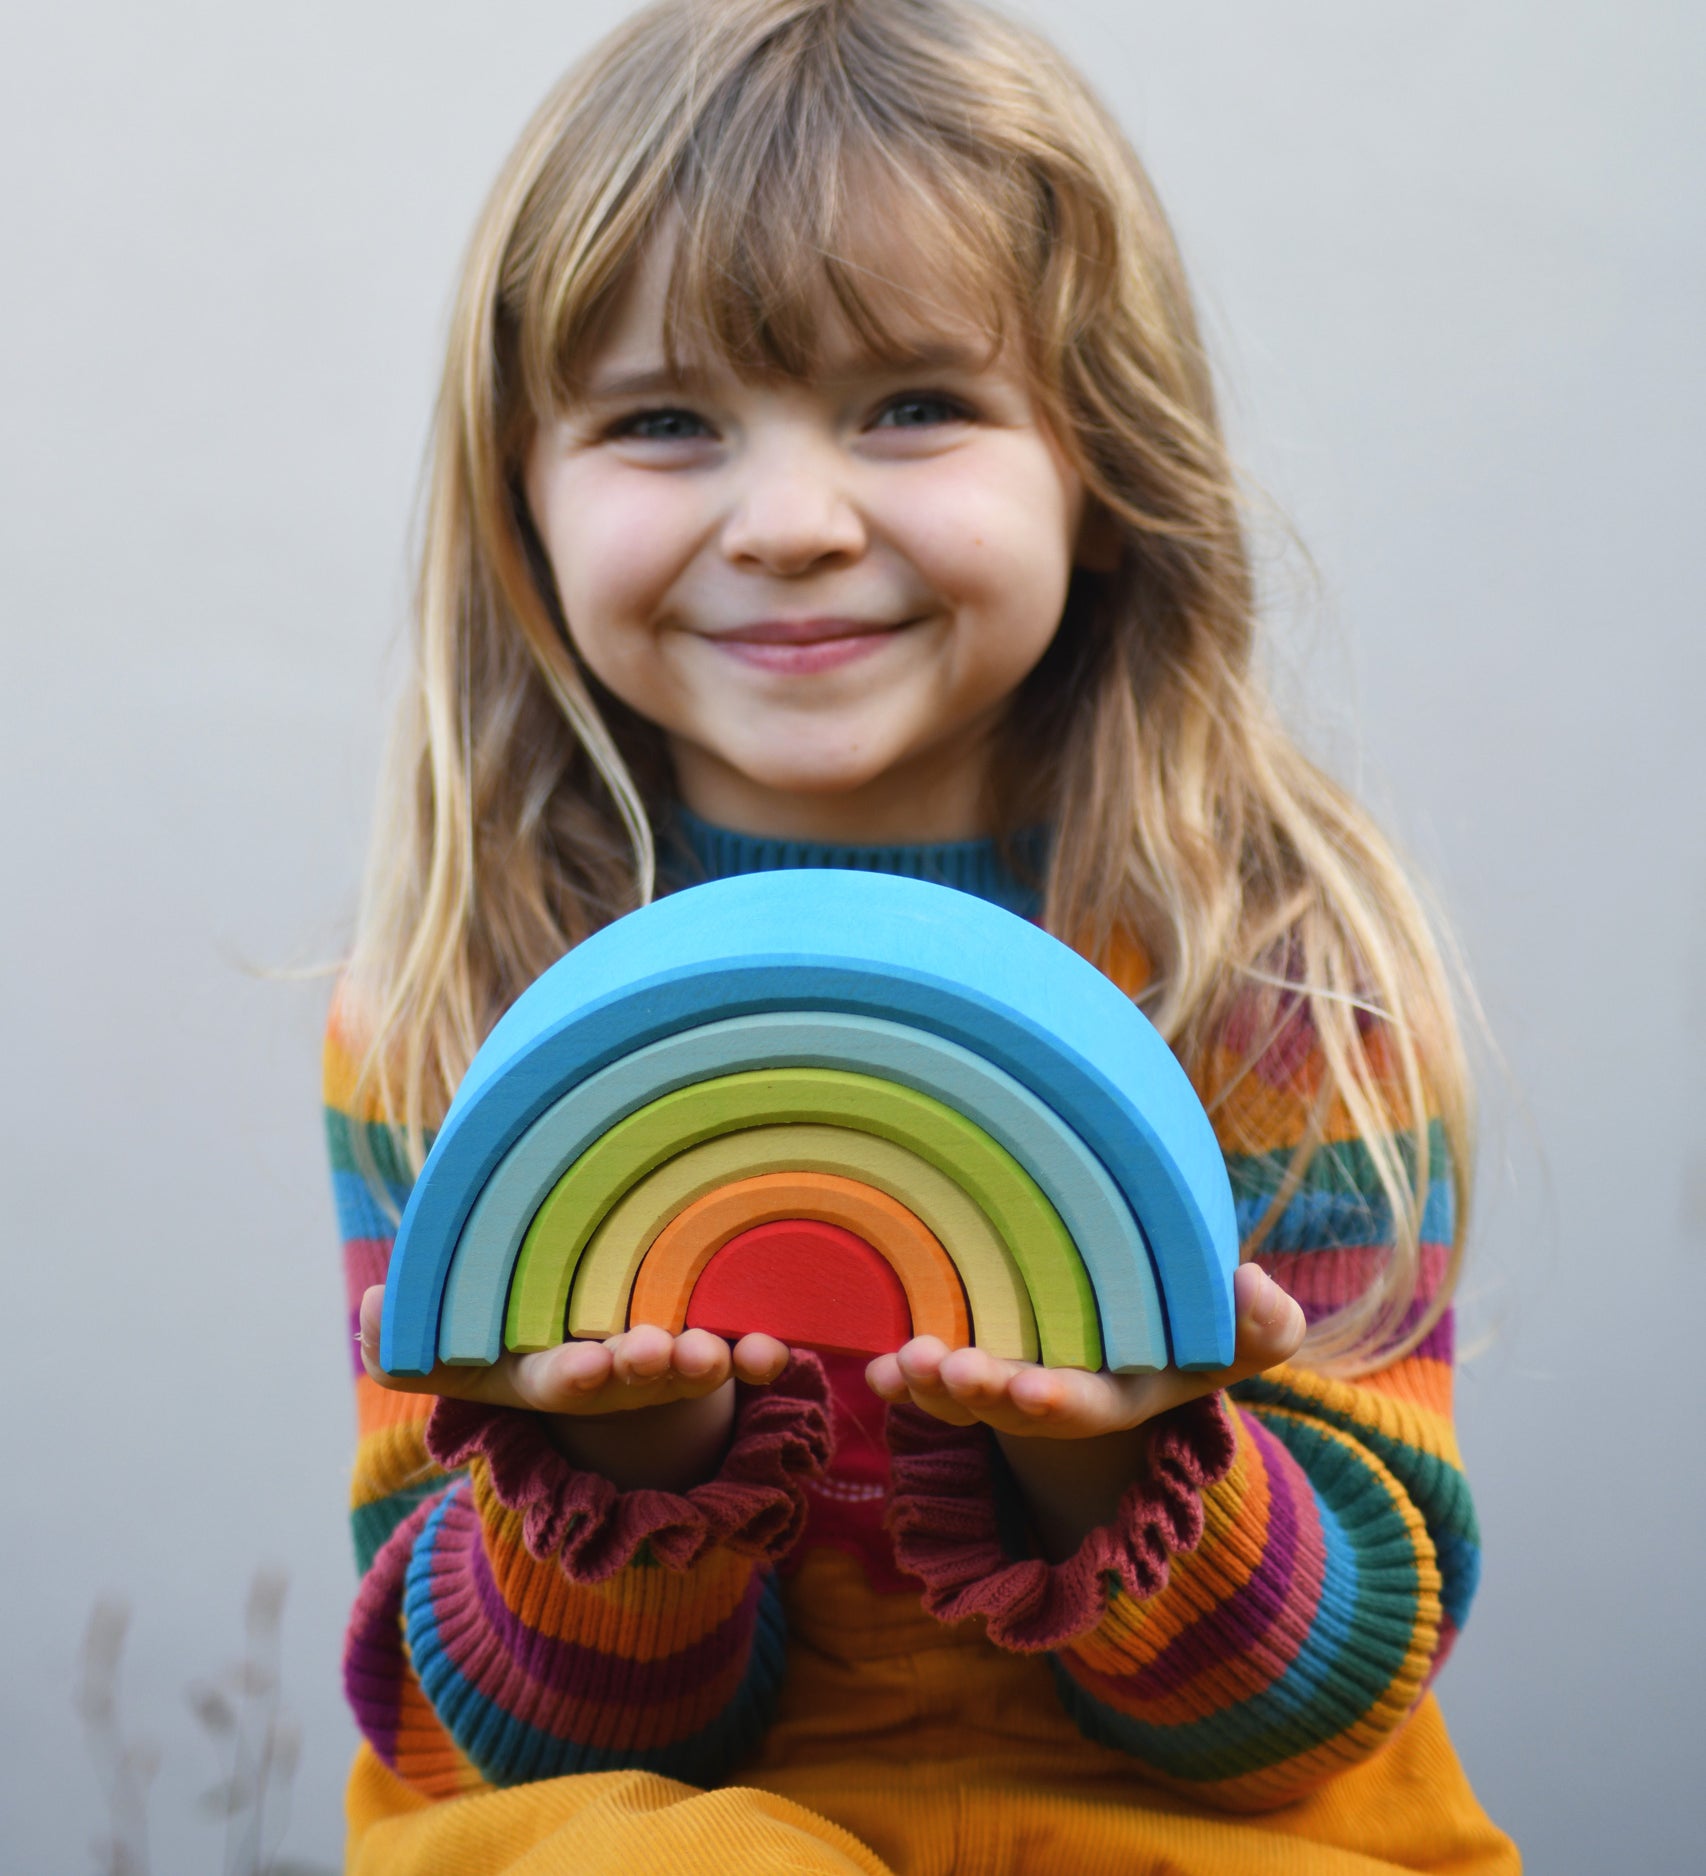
330, 2, 1518, 1868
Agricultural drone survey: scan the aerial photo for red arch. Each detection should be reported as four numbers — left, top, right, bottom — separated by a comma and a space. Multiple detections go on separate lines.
683, 1218, 913, 1357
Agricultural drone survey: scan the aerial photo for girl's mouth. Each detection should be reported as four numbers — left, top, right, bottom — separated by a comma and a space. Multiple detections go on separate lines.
705, 617, 908, 675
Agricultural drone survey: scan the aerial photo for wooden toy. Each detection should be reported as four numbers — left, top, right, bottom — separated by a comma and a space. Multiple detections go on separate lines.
381, 871, 1239, 1378
628, 1171, 969, 1347
682, 1220, 913, 1357
506, 1068, 1098, 1368
562, 1123, 1037, 1360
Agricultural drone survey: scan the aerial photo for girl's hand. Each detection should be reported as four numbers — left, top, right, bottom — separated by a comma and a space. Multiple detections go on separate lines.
356, 1284, 790, 1417
356, 1285, 791, 1490
865, 1263, 1307, 1558
865, 1263, 1305, 1441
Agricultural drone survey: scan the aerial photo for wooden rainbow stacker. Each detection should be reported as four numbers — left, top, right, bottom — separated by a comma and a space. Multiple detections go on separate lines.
378, 871, 1238, 1377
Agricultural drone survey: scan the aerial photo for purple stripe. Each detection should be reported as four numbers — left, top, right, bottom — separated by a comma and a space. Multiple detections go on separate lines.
343, 1496, 442, 1763
1076, 1414, 1319, 1708
1414, 1308, 1454, 1365
425, 1494, 761, 1722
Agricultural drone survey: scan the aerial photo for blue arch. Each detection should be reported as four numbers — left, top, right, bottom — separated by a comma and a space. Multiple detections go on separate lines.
381, 871, 1236, 1375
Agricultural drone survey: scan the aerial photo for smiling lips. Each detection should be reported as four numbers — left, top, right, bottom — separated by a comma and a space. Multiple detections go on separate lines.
705, 617, 908, 674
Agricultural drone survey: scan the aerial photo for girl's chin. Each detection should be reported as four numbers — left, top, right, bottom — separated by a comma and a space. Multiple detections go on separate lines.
670, 733, 945, 823
708, 757, 907, 802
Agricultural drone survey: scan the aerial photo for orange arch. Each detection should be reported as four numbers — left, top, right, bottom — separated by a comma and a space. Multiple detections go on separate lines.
629, 1171, 970, 1347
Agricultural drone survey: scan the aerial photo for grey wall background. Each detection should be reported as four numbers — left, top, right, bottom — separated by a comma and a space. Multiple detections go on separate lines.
3, 3, 1701, 1869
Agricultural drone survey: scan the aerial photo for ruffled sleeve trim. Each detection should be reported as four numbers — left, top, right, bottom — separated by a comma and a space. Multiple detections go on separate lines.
424, 1354, 833, 1584
885, 1392, 1237, 1652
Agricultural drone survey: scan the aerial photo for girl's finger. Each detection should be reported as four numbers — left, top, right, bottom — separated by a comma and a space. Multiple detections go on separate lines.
513, 1337, 613, 1412
894, 1336, 955, 1402
1002, 1361, 1140, 1432
669, 1327, 732, 1382
608, 1323, 678, 1385
890, 1337, 980, 1426
1229, 1261, 1309, 1368
355, 1285, 473, 1397
868, 1266, 1308, 1440
935, 1344, 1028, 1412
730, 1332, 791, 1385
864, 1352, 908, 1403
1084, 1263, 1308, 1429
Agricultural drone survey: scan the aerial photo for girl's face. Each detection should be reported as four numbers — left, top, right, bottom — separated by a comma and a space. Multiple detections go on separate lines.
525, 238, 1091, 843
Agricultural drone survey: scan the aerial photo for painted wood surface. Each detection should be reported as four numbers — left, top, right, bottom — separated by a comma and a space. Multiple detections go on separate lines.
565, 1123, 1038, 1361
382, 872, 1236, 1375
682, 1219, 913, 1358
435, 1009, 1160, 1370
627, 1169, 968, 1346
508, 1067, 1098, 1368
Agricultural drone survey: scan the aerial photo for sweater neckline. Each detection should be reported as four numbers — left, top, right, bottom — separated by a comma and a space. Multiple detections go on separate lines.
666, 807, 1048, 920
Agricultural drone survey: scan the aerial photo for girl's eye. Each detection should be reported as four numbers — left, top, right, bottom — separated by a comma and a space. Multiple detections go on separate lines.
871, 392, 971, 431
611, 407, 713, 443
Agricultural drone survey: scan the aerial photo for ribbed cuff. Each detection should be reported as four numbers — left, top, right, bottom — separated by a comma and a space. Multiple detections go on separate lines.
424, 1355, 834, 1583
885, 1393, 1237, 1652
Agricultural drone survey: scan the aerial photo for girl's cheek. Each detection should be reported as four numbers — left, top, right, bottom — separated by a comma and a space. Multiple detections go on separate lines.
554, 481, 700, 630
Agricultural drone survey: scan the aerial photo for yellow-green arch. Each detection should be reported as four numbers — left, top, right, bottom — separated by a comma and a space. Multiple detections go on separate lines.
505, 1068, 1098, 1367
567, 1123, 1035, 1360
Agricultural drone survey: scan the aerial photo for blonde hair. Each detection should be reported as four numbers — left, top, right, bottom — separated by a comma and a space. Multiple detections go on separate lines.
348, 0, 1472, 1373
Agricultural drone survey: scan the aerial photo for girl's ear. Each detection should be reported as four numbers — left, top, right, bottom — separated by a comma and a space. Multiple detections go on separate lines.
1074, 500, 1124, 574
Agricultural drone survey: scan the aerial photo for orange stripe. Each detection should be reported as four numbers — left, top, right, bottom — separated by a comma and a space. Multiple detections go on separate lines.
474, 1481, 758, 1658
1073, 1418, 1270, 1675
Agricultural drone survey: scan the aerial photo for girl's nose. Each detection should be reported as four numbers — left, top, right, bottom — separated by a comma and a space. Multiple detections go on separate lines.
719, 438, 867, 576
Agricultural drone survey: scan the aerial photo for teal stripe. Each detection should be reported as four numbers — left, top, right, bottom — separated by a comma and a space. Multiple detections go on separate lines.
326, 1106, 422, 1237
332, 1169, 405, 1243
324, 1105, 427, 1188
402, 1485, 787, 1787
1435, 1530, 1481, 1631
670, 809, 1048, 919
351, 1477, 445, 1577
1225, 1120, 1451, 1254
1224, 1118, 1449, 1199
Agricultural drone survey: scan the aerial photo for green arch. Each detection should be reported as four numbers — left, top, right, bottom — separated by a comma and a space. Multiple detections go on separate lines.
566, 1122, 1036, 1361
506, 1068, 1099, 1368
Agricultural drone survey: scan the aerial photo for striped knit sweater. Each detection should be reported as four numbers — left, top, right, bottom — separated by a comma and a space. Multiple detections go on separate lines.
334, 823, 1490, 1842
